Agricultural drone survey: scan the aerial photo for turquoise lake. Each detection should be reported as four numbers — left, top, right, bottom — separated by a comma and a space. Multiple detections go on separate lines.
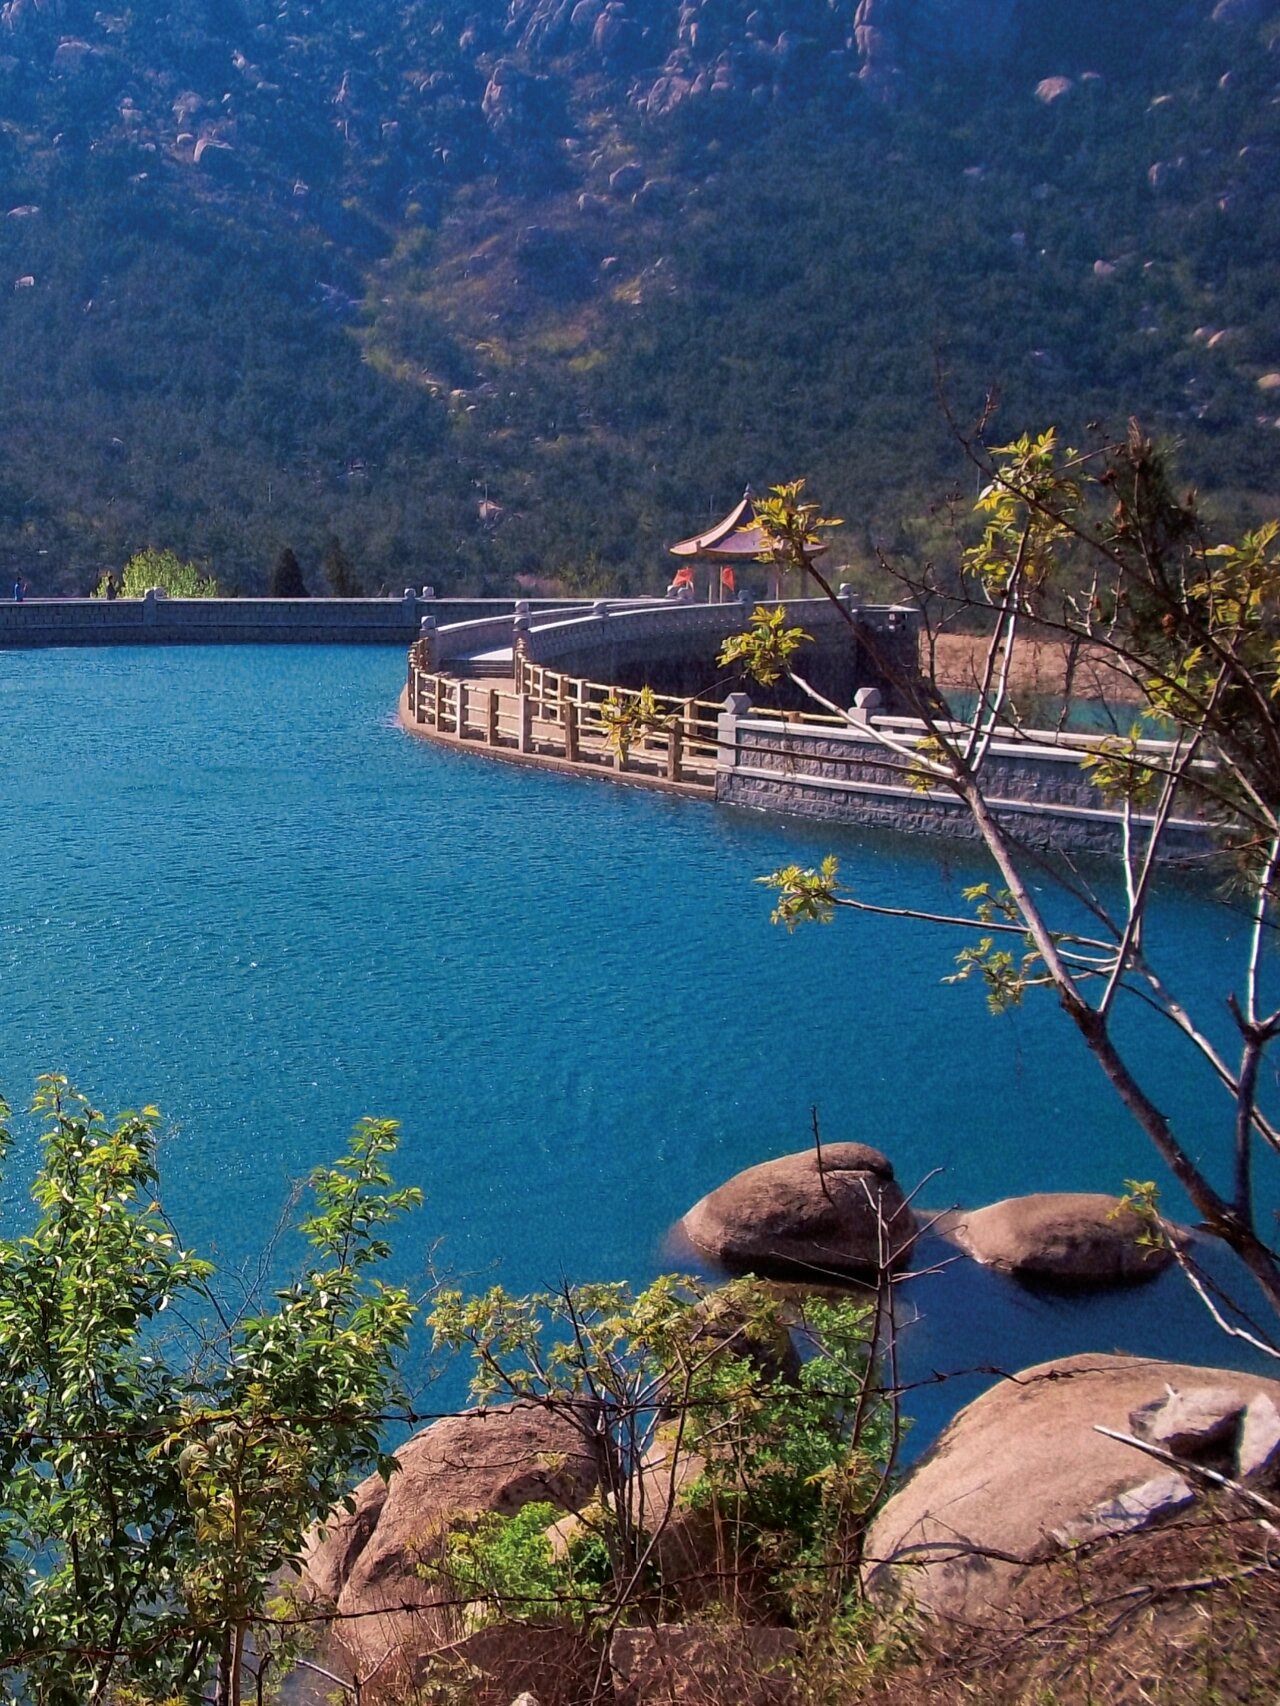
0, 645, 1272, 1444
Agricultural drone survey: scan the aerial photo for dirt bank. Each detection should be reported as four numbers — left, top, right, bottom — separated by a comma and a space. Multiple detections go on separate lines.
928, 630, 1141, 701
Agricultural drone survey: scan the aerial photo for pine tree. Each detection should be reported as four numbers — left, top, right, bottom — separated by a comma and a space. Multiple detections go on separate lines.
269, 546, 309, 597
322, 534, 361, 597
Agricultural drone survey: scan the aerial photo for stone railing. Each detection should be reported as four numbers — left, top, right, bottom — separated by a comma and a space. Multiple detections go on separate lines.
406, 614, 1215, 853
405, 617, 1217, 858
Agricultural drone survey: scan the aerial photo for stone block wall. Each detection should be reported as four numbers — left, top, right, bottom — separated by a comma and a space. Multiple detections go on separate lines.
0, 595, 598, 650
716, 713, 1213, 857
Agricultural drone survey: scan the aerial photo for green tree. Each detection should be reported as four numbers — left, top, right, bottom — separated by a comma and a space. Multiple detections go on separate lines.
94, 549, 219, 599
268, 546, 309, 598
430, 1276, 892, 1628
321, 535, 361, 598
0, 1077, 419, 1705
728, 428, 1280, 1344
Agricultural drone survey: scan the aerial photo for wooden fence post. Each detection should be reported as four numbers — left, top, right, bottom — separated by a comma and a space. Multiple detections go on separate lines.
667, 719, 683, 783
564, 700, 579, 763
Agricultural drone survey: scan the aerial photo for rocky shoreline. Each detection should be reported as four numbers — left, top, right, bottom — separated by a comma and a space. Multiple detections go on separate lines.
293, 1144, 1279, 1702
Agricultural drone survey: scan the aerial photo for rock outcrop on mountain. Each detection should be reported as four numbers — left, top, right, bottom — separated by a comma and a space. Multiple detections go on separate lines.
854, 0, 1019, 98
0, 0, 1251, 220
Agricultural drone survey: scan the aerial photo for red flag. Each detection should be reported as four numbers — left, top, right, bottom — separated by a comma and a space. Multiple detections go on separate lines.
720, 566, 736, 593
672, 565, 694, 587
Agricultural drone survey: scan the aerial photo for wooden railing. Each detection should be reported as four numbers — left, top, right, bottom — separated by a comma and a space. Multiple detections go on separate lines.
405, 646, 725, 788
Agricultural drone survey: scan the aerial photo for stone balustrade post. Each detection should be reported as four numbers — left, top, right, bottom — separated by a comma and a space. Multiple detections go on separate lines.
143, 588, 158, 626
418, 615, 439, 672
455, 680, 468, 738
433, 674, 444, 729
667, 717, 683, 783
512, 612, 530, 696
564, 699, 580, 763
485, 688, 499, 746
517, 693, 532, 753
716, 691, 751, 783
849, 686, 882, 725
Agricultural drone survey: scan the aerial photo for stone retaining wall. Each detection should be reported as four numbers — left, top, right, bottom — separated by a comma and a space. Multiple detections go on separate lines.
716, 710, 1213, 856
0, 595, 599, 649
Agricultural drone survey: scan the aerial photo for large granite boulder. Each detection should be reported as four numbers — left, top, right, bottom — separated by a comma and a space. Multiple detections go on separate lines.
302, 1402, 599, 1689
680, 1143, 916, 1279
947, 1192, 1175, 1287
865, 1353, 1280, 1623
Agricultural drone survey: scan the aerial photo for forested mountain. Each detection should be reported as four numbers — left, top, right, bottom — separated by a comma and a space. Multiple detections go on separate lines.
2, 0, 1279, 593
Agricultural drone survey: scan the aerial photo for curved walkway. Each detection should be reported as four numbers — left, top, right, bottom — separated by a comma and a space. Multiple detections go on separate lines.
397, 682, 717, 800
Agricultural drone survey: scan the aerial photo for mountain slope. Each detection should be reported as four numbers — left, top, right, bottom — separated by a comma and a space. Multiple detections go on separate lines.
1, 0, 1278, 592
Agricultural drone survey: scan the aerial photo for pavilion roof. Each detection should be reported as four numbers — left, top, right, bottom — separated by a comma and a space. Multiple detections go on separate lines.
669, 488, 828, 560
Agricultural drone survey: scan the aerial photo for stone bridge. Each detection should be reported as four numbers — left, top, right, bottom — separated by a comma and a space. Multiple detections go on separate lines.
405, 598, 1216, 858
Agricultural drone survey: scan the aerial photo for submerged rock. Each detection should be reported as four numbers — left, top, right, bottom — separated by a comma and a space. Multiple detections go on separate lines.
680, 1142, 916, 1279
947, 1191, 1174, 1287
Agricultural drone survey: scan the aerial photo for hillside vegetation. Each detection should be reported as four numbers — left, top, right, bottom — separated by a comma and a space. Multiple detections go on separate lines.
1, 0, 1279, 592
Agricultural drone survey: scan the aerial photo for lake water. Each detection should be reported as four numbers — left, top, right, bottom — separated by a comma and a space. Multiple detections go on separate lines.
0, 645, 1272, 1446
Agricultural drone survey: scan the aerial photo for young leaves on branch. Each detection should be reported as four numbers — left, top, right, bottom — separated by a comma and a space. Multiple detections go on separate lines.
759, 423, 1280, 1332
595, 685, 673, 761
718, 605, 814, 687
751, 480, 844, 578
966, 430, 1082, 603
757, 854, 843, 930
